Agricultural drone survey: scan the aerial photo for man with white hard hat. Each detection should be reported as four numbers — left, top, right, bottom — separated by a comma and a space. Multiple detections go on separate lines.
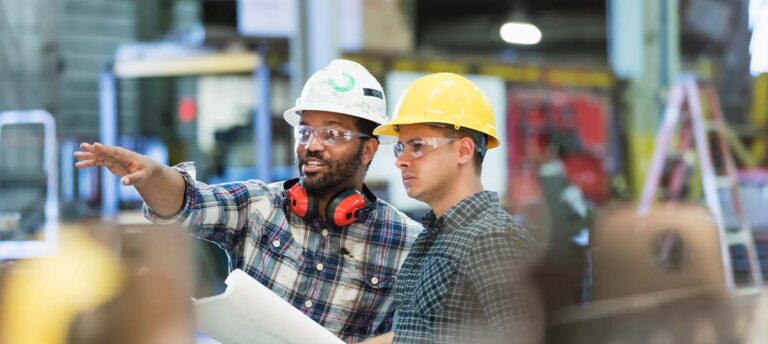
75, 59, 423, 342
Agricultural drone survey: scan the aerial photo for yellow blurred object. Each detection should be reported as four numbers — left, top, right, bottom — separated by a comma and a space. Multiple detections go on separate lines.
628, 133, 657, 198
750, 73, 768, 164
374, 72, 500, 148
0, 227, 122, 344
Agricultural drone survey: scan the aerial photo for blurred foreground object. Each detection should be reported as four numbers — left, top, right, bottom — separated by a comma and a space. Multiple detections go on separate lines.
0, 224, 195, 344
70, 224, 195, 344
592, 204, 725, 299
548, 204, 763, 343
0, 227, 122, 343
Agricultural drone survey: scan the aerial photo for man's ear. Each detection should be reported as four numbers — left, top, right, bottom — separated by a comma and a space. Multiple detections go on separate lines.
361, 139, 379, 166
456, 137, 474, 165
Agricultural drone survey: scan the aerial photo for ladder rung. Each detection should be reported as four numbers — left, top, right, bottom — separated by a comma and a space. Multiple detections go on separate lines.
726, 230, 757, 245
715, 176, 738, 188
704, 119, 721, 131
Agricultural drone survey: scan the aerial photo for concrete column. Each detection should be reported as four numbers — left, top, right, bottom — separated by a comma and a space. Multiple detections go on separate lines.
291, 0, 342, 98
609, 0, 680, 197
289, 0, 341, 169
305, 0, 340, 75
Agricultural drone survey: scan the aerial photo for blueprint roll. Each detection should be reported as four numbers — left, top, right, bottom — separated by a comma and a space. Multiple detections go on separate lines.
194, 269, 345, 344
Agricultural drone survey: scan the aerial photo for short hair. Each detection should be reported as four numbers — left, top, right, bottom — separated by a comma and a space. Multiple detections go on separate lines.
354, 118, 379, 171
434, 125, 485, 176
355, 118, 379, 141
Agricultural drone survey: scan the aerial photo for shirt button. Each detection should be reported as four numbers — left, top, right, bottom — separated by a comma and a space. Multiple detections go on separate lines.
321, 229, 328, 237
371, 277, 379, 285
272, 240, 281, 248
305, 300, 313, 308
316, 263, 324, 271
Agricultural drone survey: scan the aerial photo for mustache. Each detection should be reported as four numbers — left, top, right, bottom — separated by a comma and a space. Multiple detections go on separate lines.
299, 151, 332, 166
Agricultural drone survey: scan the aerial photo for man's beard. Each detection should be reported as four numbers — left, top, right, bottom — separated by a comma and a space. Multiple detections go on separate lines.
298, 144, 363, 195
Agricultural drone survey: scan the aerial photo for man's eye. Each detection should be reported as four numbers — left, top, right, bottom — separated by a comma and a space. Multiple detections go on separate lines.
410, 142, 424, 151
327, 128, 342, 137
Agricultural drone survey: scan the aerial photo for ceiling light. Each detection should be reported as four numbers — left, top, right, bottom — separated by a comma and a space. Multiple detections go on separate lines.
499, 22, 542, 45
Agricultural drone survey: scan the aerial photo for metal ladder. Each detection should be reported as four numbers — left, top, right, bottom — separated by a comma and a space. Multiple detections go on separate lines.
639, 73, 764, 291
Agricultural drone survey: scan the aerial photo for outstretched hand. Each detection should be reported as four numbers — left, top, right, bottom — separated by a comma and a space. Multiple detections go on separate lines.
74, 142, 159, 187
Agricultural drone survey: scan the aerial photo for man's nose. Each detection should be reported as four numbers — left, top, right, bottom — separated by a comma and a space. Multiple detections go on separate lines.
396, 153, 412, 170
305, 134, 325, 151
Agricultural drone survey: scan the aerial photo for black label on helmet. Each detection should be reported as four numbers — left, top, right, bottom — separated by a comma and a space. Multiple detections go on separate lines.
363, 88, 383, 99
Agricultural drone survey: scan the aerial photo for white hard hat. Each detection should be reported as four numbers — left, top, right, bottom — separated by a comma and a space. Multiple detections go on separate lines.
283, 59, 388, 127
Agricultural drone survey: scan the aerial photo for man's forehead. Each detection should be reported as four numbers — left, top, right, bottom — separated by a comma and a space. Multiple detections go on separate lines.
397, 123, 445, 139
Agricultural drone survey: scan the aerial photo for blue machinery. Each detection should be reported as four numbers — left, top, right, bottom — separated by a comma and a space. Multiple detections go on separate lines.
98, 52, 272, 220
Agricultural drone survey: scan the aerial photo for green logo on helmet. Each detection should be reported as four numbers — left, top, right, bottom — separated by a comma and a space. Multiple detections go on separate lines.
328, 72, 355, 92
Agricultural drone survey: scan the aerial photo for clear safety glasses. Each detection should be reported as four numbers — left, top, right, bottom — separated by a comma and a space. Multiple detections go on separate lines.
394, 137, 458, 159
294, 125, 371, 146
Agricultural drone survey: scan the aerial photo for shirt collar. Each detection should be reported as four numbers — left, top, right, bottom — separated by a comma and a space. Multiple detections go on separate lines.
421, 191, 500, 234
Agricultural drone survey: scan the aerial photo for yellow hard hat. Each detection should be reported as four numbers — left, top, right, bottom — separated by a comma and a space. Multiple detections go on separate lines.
374, 73, 499, 148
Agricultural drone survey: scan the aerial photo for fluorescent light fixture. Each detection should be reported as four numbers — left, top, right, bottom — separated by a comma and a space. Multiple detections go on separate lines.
500, 22, 542, 45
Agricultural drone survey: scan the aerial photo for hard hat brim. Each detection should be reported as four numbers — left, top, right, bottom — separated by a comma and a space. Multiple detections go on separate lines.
283, 107, 301, 127
374, 120, 499, 148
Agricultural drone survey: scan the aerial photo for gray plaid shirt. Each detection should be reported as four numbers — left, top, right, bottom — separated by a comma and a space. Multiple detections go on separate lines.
393, 191, 540, 343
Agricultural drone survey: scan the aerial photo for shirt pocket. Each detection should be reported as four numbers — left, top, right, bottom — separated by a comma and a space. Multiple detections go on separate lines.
261, 229, 303, 266
255, 230, 305, 301
336, 268, 395, 311
413, 256, 457, 315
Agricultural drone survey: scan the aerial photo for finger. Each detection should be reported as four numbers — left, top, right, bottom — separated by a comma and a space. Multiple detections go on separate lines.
78, 144, 115, 165
73, 151, 96, 160
75, 156, 114, 168
87, 145, 132, 176
121, 170, 146, 186
93, 143, 136, 167
75, 160, 101, 168
92, 142, 115, 156
92, 143, 127, 160
80, 142, 98, 153
79, 143, 114, 163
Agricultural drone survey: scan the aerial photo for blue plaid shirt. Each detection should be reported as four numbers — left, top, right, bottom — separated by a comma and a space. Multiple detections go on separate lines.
144, 163, 422, 342
393, 191, 541, 343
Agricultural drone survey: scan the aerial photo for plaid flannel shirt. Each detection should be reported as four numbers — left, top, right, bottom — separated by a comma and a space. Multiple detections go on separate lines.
144, 162, 422, 342
393, 191, 539, 344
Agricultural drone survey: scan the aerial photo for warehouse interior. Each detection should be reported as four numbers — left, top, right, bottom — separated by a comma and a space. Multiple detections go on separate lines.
1, 0, 768, 342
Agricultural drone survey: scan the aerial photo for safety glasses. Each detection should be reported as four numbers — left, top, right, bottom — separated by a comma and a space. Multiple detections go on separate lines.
294, 125, 371, 146
394, 137, 458, 159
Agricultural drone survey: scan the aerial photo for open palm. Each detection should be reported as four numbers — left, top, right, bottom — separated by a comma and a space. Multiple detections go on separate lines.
74, 142, 156, 186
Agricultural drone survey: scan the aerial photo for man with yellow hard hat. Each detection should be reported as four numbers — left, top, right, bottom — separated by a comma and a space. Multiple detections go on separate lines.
360, 73, 542, 344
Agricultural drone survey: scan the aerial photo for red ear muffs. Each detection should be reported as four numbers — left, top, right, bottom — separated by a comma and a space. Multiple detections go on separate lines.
326, 189, 367, 227
287, 183, 318, 220
286, 179, 367, 227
